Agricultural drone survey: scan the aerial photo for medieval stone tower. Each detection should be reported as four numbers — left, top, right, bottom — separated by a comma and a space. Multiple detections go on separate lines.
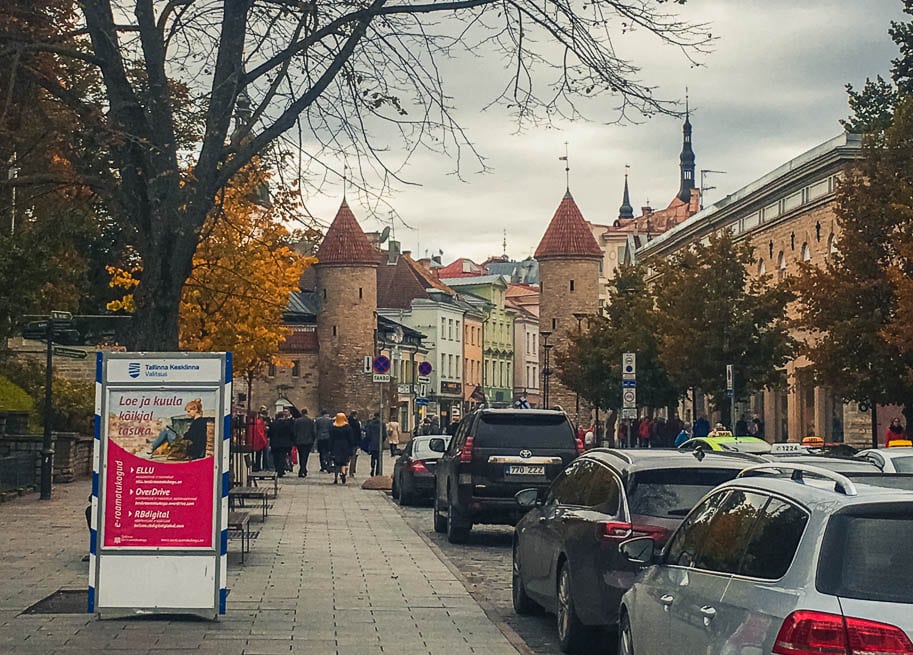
535, 190, 602, 425
315, 200, 378, 418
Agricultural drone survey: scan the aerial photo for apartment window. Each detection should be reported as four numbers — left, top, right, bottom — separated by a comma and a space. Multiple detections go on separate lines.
292, 360, 300, 377
448, 318, 454, 340
456, 321, 461, 342
441, 353, 446, 378
442, 317, 447, 338
449, 354, 454, 378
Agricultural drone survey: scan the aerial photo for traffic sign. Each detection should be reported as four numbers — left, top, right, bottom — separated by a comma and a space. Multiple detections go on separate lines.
418, 361, 433, 376
416, 397, 430, 406
622, 352, 636, 375
622, 379, 636, 388
363, 356, 373, 373
417, 375, 431, 384
373, 355, 391, 374
53, 346, 88, 359
621, 408, 637, 420
622, 389, 636, 408
373, 374, 391, 383
726, 364, 733, 391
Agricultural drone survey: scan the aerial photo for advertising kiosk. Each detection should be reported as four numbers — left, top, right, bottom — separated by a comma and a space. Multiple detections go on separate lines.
89, 352, 231, 619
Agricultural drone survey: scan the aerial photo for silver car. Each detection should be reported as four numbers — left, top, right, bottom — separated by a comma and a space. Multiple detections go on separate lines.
857, 446, 913, 473
618, 463, 913, 655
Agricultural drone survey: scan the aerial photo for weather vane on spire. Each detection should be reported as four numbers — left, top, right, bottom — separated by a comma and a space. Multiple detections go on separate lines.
502, 229, 507, 256
342, 163, 348, 200
559, 142, 570, 190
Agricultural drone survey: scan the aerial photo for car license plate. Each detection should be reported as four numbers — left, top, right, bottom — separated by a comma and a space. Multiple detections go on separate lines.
506, 465, 545, 476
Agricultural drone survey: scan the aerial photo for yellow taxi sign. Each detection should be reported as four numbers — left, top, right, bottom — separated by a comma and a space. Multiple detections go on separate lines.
888, 439, 913, 448
801, 436, 825, 448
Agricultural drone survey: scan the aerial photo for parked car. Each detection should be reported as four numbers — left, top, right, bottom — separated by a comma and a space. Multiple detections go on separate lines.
391, 435, 451, 505
857, 446, 913, 472
762, 451, 884, 473
678, 435, 772, 454
433, 408, 582, 544
618, 462, 913, 655
511, 448, 766, 653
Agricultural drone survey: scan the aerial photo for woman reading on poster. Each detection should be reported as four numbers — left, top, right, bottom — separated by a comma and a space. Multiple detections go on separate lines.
185, 398, 208, 459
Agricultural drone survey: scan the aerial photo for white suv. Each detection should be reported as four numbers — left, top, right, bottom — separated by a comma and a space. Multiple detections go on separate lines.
618, 463, 913, 655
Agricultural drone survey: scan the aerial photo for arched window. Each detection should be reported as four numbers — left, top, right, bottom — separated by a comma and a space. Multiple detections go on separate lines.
758, 259, 766, 276
777, 251, 787, 281
801, 243, 811, 262
827, 233, 838, 255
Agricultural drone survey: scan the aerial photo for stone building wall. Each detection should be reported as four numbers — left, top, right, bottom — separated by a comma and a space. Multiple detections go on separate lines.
538, 258, 600, 424
316, 264, 378, 418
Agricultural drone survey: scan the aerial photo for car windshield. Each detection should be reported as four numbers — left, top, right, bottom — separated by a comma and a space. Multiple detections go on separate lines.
627, 468, 743, 518
474, 414, 575, 448
818, 506, 913, 604
890, 456, 913, 473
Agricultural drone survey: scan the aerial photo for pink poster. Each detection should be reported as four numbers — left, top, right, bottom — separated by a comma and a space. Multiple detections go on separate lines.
103, 389, 217, 549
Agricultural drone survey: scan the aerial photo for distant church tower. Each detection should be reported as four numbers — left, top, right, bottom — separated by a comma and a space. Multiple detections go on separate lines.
315, 200, 378, 417
677, 104, 696, 203
535, 189, 602, 424
619, 173, 634, 220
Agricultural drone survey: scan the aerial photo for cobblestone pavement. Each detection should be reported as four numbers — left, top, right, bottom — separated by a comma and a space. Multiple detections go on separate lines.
393, 500, 617, 655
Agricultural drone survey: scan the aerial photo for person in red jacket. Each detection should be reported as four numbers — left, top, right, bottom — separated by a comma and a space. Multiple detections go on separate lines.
638, 417, 653, 448
886, 417, 906, 447
249, 410, 269, 471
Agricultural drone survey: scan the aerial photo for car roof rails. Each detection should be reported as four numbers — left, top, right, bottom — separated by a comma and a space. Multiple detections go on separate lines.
737, 463, 857, 496
588, 449, 633, 465
699, 450, 767, 463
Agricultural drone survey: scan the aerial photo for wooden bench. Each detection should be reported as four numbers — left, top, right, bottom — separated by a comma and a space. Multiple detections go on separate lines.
228, 487, 269, 522
244, 454, 279, 498
227, 511, 251, 563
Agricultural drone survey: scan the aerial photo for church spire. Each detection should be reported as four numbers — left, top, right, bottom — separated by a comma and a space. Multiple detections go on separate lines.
618, 167, 634, 220
677, 90, 696, 203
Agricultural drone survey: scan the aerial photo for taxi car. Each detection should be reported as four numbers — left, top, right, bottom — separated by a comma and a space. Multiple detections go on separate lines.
677, 432, 772, 454
857, 445, 913, 473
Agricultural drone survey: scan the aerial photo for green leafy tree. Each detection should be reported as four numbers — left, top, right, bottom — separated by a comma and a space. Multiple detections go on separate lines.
1, 1, 712, 350
795, 96, 913, 434
652, 230, 794, 425
556, 264, 678, 436
842, 0, 913, 133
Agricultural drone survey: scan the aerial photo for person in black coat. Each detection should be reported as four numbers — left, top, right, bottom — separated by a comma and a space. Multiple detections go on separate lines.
268, 409, 296, 477
364, 412, 382, 476
347, 411, 362, 478
329, 412, 356, 484
293, 408, 316, 477
184, 398, 208, 460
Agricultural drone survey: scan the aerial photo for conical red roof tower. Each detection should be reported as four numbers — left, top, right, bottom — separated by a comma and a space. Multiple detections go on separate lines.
316, 199, 379, 265
535, 190, 602, 260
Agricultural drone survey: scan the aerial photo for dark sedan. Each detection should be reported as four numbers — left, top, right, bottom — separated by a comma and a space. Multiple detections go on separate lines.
392, 435, 450, 505
512, 449, 765, 653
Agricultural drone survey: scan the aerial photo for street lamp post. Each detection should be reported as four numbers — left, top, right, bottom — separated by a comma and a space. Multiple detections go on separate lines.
572, 313, 588, 428
540, 330, 552, 409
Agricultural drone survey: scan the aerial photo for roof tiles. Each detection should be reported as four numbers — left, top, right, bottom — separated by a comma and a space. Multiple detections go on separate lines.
535, 190, 603, 259
316, 200, 379, 266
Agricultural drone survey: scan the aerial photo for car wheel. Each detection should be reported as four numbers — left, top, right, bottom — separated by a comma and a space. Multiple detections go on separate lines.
618, 611, 634, 655
433, 495, 447, 533
446, 502, 470, 544
512, 542, 539, 615
391, 475, 400, 501
557, 562, 590, 653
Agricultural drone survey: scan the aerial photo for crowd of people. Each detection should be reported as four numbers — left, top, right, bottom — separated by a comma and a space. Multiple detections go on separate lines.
245, 406, 408, 484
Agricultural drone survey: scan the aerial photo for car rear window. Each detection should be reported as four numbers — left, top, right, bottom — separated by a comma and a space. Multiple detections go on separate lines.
474, 414, 575, 448
627, 468, 743, 518
817, 506, 913, 604
413, 437, 449, 460
890, 456, 913, 473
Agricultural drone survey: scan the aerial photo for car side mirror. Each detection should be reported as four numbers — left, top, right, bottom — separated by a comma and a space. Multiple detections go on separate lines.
515, 487, 542, 508
428, 438, 446, 453
619, 537, 656, 566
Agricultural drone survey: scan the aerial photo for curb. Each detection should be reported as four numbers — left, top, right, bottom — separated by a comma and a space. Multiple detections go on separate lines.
384, 493, 534, 655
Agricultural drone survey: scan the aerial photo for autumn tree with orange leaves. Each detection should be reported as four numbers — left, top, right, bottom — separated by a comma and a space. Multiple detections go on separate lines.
109, 161, 312, 399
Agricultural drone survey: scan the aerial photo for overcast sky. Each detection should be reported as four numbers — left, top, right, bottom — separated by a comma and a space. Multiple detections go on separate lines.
299, 1, 904, 264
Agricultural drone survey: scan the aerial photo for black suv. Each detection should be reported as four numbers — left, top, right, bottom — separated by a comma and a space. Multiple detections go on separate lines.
511, 448, 765, 653
433, 408, 581, 543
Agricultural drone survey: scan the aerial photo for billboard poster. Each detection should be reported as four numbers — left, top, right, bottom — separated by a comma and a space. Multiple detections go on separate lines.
103, 388, 217, 549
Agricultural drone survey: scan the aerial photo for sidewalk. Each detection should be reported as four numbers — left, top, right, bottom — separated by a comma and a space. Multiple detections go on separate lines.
0, 453, 520, 655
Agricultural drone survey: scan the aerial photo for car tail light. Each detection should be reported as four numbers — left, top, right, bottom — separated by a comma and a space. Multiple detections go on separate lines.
631, 523, 672, 544
773, 610, 913, 655
408, 459, 429, 473
575, 437, 585, 455
595, 521, 633, 541
460, 436, 474, 463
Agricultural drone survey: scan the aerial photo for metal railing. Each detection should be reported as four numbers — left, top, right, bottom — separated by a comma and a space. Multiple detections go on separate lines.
0, 453, 37, 492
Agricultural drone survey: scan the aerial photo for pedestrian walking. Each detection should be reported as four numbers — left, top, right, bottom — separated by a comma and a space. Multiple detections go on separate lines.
735, 414, 749, 435
386, 415, 402, 456
693, 415, 711, 438
347, 411, 362, 478
269, 409, 295, 477
248, 410, 269, 471
364, 412, 382, 476
329, 412, 357, 484
674, 428, 690, 447
750, 413, 765, 439
638, 417, 653, 448
315, 409, 332, 473
886, 417, 907, 447
293, 408, 316, 477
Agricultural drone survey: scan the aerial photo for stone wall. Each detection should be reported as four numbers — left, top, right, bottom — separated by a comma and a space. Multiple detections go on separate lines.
316, 263, 378, 417
538, 257, 600, 425
0, 432, 93, 495
248, 352, 320, 415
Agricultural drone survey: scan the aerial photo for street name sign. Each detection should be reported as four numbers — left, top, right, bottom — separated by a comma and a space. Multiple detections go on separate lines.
416, 397, 430, 406
373, 374, 391, 383
621, 407, 637, 420
53, 346, 88, 359
622, 379, 636, 388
